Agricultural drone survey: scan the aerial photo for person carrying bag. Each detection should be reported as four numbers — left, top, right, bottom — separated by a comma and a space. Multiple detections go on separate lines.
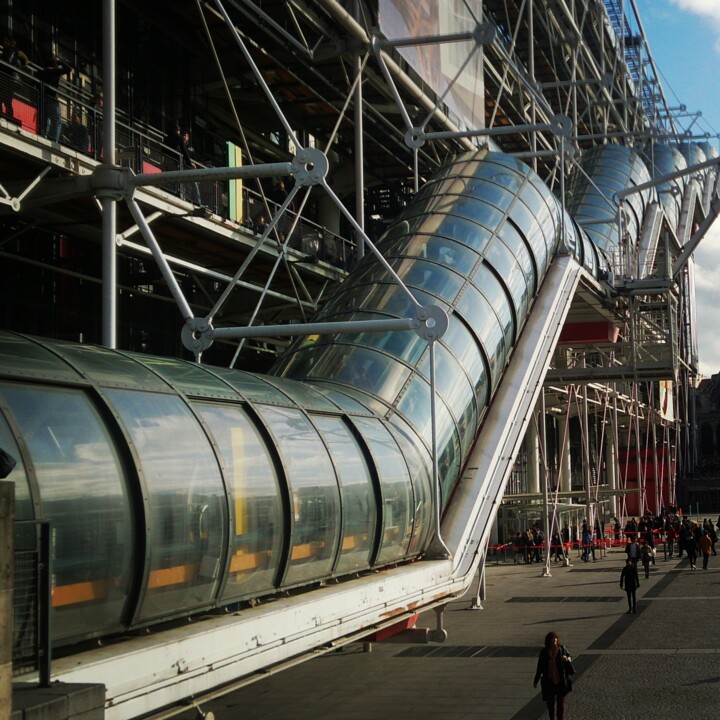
533, 630, 575, 719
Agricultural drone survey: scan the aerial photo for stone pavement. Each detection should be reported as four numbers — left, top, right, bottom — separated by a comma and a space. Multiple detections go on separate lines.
176, 546, 720, 720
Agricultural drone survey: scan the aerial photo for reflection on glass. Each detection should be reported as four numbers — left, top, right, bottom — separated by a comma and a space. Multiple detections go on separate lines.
351, 416, 414, 563
196, 402, 282, 600
105, 389, 227, 621
135, 355, 240, 400
254, 405, 339, 585
0, 407, 32, 521
0, 383, 132, 643
312, 415, 376, 573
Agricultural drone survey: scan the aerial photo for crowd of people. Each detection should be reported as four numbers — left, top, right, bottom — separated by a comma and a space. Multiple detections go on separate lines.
527, 511, 720, 718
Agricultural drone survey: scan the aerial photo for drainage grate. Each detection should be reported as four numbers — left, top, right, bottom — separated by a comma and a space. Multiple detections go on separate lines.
507, 596, 621, 603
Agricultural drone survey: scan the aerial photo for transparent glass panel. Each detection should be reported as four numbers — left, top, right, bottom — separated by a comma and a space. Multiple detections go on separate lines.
0, 406, 32, 521
0, 332, 83, 384
49, 340, 171, 391
0, 384, 132, 643
260, 376, 338, 412
206, 366, 293, 405
395, 374, 456, 455
105, 389, 227, 621
310, 345, 412, 403
499, 221, 537, 296
312, 415, 376, 573
442, 315, 489, 410
254, 405, 339, 585
437, 428, 462, 507
335, 325, 427, 367
385, 418, 432, 556
394, 258, 465, 303
482, 240, 526, 335
456, 281, 508, 390
195, 402, 282, 600
133, 355, 240, 400
417, 344, 475, 430
351, 416, 414, 564
436, 214, 492, 253
386, 234, 479, 277
305, 383, 375, 414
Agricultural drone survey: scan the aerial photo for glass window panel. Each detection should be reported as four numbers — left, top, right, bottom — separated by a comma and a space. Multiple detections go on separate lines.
474, 244, 522, 342
0, 333, 83, 383
254, 405, 339, 585
455, 283, 506, 392
433, 214, 491, 254
351, 416, 414, 564
0, 384, 132, 643
305, 383, 374, 414
395, 374, 456, 454
273, 345, 322, 380
499, 222, 537, 296
385, 418, 433, 556
105, 389, 227, 621
134, 355, 241, 400
0, 406, 33, 522
453, 194, 507, 229
387, 235, 478, 277
50, 340, 171, 391
437, 429, 462, 508
396, 258, 464, 303
416, 344, 475, 429
337, 326, 427, 368
260, 376, 338, 412
473, 164, 524, 192
206, 366, 293, 405
195, 402, 282, 600
312, 415, 375, 573
313, 346, 412, 402
442, 315, 489, 409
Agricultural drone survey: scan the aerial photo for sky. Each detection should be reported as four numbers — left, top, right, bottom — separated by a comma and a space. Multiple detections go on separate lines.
633, 0, 720, 376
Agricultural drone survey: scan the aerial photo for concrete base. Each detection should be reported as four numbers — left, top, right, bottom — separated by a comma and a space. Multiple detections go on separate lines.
12, 682, 105, 720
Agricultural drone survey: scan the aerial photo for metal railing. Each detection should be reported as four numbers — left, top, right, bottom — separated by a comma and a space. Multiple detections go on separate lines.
12, 520, 51, 686
0, 60, 356, 271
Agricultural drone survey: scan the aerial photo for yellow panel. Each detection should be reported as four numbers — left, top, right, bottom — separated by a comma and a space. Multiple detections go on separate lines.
230, 425, 246, 535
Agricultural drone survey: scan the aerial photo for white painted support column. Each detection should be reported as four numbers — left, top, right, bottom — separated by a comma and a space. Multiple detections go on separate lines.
559, 421, 572, 494
526, 409, 541, 496
606, 416, 618, 518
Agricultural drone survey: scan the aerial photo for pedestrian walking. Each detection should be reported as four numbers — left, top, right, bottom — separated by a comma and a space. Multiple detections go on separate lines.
533, 631, 574, 720
620, 558, 640, 613
624, 537, 640, 565
699, 530, 712, 570
640, 543, 652, 579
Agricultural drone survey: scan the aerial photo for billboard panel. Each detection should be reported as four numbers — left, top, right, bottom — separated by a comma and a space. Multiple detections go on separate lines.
378, 0, 484, 132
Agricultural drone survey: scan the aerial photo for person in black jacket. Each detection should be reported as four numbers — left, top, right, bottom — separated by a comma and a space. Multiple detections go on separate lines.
0, 36, 28, 121
533, 631, 573, 719
37, 56, 72, 142
620, 557, 640, 613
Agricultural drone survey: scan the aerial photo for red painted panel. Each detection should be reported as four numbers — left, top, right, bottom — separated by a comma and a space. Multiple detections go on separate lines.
557, 321, 619, 345
12, 99, 38, 134
142, 161, 162, 174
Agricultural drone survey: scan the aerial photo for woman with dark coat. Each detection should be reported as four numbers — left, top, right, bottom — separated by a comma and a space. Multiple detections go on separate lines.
533, 630, 573, 719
